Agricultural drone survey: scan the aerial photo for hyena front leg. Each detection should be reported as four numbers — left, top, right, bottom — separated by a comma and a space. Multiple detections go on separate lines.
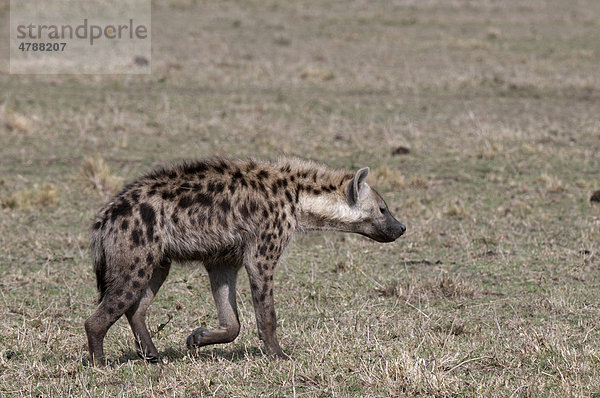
244, 244, 288, 359
125, 256, 172, 363
186, 261, 242, 349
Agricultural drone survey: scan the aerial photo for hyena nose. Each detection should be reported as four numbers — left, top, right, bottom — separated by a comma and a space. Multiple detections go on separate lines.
399, 223, 406, 235
397, 223, 406, 237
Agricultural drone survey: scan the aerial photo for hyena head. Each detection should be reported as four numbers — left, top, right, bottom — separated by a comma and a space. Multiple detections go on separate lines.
344, 167, 406, 242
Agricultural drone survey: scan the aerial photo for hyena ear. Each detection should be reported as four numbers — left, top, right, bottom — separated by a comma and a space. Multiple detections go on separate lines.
346, 167, 370, 205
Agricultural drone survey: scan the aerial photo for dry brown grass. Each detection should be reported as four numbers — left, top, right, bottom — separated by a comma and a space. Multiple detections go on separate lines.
1, 183, 58, 209
80, 156, 124, 196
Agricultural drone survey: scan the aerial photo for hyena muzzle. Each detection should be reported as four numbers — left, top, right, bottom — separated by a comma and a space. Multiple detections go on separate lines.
85, 158, 405, 366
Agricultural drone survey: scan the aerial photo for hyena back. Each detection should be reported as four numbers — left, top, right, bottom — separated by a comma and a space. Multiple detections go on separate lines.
85, 157, 405, 366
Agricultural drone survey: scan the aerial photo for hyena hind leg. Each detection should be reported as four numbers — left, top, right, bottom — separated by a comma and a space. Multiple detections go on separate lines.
125, 256, 172, 363
85, 283, 146, 367
186, 262, 241, 349
85, 253, 164, 366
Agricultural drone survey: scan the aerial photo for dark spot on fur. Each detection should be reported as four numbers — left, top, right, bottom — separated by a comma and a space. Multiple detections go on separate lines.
182, 162, 209, 175
138, 269, 145, 278
219, 199, 231, 213
120, 219, 129, 231
161, 190, 174, 200
262, 209, 269, 218
132, 281, 140, 289
285, 190, 293, 202
215, 182, 225, 193
93, 221, 102, 230
271, 181, 278, 195
139, 203, 156, 241
146, 253, 154, 265
117, 301, 125, 309
131, 190, 140, 202
178, 195, 193, 208
240, 203, 250, 218
126, 292, 133, 300
172, 214, 179, 224
107, 307, 114, 314
195, 192, 212, 206
259, 245, 267, 256
115, 289, 123, 296
111, 199, 132, 221
280, 165, 291, 173
131, 228, 142, 247
246, 161, 257, 172
249, 200, 259, 213
257, 170, 269, 180
232, 170, 243, 180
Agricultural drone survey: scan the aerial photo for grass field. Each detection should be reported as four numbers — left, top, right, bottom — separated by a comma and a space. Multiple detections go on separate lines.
1, 0, 600, 396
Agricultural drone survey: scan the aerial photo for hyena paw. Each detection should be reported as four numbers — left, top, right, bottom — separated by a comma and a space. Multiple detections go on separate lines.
136, 351, 159, 363
134, 343, 159, 363
186, 327, 211, 348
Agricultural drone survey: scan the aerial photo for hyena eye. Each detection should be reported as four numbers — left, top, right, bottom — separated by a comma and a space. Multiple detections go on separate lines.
379, 206, 387, 214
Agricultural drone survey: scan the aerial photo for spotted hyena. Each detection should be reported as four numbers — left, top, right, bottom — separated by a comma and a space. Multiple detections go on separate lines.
85, 157, 405, 366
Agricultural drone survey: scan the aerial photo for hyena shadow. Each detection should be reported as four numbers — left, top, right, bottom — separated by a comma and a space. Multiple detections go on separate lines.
114, 346, 264, 365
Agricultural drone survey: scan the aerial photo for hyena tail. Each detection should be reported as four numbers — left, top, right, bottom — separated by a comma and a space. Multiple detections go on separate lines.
90, 226, 108, 304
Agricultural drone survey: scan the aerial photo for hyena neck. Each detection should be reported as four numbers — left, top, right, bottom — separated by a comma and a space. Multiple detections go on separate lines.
278, 159, 356, 233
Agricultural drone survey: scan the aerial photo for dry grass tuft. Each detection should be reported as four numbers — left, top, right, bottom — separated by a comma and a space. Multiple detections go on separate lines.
444, 200, 470, 219
378, 274, 475, 302
408, 175, 428, 189
298, 65, 335, 81
5, 112, 33, 133
370, 166, 406, 190
80, 157, 124, 195
537, 173, 567, 193
487, 27, 502, 40
1, 183, 58, 209
478, 142, 505, 160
